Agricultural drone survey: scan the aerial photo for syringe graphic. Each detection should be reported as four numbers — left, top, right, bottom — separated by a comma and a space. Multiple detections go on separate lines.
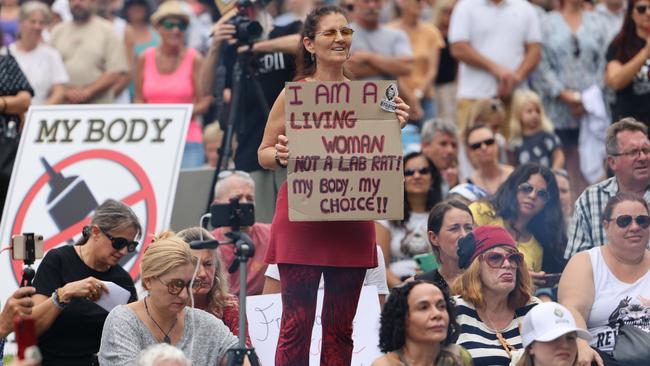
41, 157, 98, 239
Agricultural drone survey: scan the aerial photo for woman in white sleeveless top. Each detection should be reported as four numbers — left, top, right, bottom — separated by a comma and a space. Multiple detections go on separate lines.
559, 192, 650, 366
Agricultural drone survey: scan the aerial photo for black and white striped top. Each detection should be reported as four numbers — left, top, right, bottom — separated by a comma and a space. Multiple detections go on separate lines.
454, 296, 539, 366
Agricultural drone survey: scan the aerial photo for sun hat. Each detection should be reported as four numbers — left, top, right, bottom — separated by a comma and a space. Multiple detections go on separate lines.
150, 0, 189, 26
521, 302, 592, 348
457, 225, 517, 269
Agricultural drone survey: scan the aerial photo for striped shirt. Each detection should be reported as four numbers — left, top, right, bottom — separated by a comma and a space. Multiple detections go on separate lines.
454, 296, 539, 366
565, 177, 650, 259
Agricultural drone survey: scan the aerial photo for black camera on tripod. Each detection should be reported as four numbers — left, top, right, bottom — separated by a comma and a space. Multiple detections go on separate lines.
210, 197, 255, 231
227, 0, 270, 45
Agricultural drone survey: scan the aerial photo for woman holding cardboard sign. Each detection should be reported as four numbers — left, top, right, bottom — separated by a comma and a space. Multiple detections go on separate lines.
258, 5, 409, 365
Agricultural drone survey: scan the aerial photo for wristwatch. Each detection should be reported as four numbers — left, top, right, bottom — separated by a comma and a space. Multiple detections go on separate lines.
52, 288, 67, 309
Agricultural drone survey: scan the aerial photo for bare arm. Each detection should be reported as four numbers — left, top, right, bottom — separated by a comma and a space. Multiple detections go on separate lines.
258, 88, 287, 170
262, 277, 281, 294
113, 25, 135, 97
514, 42, 541, 83
134, 54, 145, 103
605, 42, 650, 91
551, 148, 565, 170
31, 294, 64, 335
349, 51, 414, 78
558, 252, 603, 366
202, 18, 236, 94
192, 53, 213, 117
2, 91, 31, 114
46, 84, 65, 105
253, 34, 301, 55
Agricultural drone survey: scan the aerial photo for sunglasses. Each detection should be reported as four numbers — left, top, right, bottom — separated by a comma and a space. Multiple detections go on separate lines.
157, 277, 202, 296
404, 167, 430, 177
607, 214, 650, 229
635, 4, 649, 13
571, 35, 581, 58
517, 182, 550, 202
482, 251, 524, 269
100, 227, 139, 253
161, 19, 188, 31
469, 138, 496, 150
316, 27, 354, 38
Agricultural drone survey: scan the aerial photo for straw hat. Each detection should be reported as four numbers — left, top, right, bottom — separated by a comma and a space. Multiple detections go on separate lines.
150, 1, 189, 26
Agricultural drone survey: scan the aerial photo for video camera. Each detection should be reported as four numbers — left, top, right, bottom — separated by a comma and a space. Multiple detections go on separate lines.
226, 0, 271, 45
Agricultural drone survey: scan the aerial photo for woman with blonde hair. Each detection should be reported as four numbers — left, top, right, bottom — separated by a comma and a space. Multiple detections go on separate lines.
177, 227, 251, 345
452, 225, 538, 366
99, 231, 240, 365
508, 90, 563, 169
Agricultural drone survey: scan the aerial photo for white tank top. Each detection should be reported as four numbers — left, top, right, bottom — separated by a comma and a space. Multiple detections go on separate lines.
587, 247, 650, 354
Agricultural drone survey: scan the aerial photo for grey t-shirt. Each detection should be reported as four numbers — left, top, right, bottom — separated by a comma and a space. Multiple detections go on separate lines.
99, 305, 238, 365
348, 23, 413, 80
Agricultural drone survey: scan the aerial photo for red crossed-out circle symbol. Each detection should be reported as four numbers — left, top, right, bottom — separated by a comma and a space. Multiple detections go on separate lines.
10, 149, 157, 284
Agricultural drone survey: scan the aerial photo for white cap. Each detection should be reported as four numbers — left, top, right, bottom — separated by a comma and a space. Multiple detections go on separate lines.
521, 302, 592, 348
447, 183, 488, 202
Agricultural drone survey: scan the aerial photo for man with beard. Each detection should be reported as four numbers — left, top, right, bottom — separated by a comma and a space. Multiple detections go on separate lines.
49, 0, 128, 104
565, 118, 650, 258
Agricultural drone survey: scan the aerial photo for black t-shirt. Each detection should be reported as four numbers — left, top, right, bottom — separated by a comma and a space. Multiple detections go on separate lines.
33, 245, 137, 366
606, 39, 650, 128
224, 21, 301, 172
435, 36, 457, 85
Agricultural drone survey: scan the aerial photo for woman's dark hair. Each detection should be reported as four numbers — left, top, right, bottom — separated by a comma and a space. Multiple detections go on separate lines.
611, 0, 645, 62
378, 280, 458, 352
489, 163, 567, 273
294, 5, 350, 80
602, 192, 650, 223
463, 123, 493, 145
75, 199, 143, 245
427, 199, 473, 262
393, 151, 443, 227
121, 0, 152, 23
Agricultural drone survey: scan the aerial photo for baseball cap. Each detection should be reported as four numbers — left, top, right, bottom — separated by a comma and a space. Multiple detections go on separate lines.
521, 302, 592, 348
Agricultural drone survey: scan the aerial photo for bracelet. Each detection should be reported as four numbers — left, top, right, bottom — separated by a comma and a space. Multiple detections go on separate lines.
275, 150, 287, 168
52, 288, 67, 309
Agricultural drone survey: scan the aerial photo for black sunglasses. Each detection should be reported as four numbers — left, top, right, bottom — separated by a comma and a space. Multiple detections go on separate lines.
404, 167, 431, 177
571, 35, 581, 58
161, 19, 188, 31
469, 138, 496, 150
157, 277, 202, 296
607, 215, 650, 229
517, 182, 550, 202
635, 4, 648, 13
100, 227, 139, 253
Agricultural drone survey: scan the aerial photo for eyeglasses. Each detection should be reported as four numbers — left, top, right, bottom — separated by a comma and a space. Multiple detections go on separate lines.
607, 215, 650, 229
404, 167, 431, 177
481, 251, 524, 269
157, 277, 202, 296
517, 182, 550, 202
218, 170, 252, 179
635, 4, 649, 13
100, 227, 139, 253
468, 138, 496, 150
571, 35, 581, 58
161, 19, 188, 31
611, 147, 650, 159
315, 27, 354, 38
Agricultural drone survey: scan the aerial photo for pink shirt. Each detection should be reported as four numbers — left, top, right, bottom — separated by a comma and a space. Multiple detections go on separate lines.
142, 47, 202, 142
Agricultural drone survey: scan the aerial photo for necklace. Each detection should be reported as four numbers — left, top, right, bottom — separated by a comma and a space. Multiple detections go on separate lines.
482, 309, 515, 358
144, 297, 177, 344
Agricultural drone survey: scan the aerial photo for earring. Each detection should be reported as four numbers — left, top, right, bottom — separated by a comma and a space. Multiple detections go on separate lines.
82, 225, 91, 238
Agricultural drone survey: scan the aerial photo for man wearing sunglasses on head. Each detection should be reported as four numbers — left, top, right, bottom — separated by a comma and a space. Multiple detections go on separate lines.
566, 118, 650, 259
49, 0, 128, 104
30, 199, 141, 366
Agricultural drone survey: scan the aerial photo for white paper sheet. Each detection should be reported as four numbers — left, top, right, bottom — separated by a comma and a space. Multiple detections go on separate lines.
95, 281, 131, 312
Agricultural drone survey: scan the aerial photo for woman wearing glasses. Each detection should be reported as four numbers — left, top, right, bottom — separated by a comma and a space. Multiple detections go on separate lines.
31, 199, 141, 365
258, 5, 409, 365
559, 192, 650, 366
376, 151, 443, 288
453, 225, 538, 366
99, 231, 240, 365
464, 124, 513, 196
134, 0, 211, 169
469, 163, 566, 288
605, 0, 650, 129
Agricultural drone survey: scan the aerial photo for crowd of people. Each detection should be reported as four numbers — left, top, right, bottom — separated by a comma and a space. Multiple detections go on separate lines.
1, 0, 650, 364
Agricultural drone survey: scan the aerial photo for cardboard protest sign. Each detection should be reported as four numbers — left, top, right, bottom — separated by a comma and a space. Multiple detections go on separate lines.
0, 104, 191, 305
246, 286, 382, 365
285, 81, 404, 221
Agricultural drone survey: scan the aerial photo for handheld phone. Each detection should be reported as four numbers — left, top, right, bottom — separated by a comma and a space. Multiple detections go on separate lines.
14, 316, 36, 360
542, 273, 562, 288
413, 253, 440, 272
11, 234, 44, 261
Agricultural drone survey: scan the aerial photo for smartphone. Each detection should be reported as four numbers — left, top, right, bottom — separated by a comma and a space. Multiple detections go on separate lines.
542, 273, 562, 288
14, 317, 36, 360
414, 253, 440, 272
210, 201, 255, 228
11, 234, 44, 261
